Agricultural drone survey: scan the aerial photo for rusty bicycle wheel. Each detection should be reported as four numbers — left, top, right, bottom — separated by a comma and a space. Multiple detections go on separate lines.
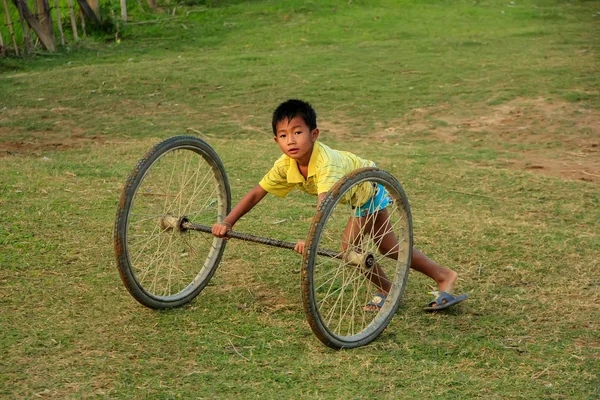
302, 168, 413, 349
114, 136, 231, 309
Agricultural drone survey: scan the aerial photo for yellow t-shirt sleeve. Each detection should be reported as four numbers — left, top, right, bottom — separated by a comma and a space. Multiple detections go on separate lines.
259, 160, 295, 198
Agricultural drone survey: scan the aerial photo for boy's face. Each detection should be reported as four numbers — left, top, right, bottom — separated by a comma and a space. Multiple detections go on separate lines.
274, 116, 319, 164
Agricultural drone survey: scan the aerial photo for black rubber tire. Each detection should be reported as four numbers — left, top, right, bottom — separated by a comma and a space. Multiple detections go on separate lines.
114, 136, 231, 309
302, 168, 413, 349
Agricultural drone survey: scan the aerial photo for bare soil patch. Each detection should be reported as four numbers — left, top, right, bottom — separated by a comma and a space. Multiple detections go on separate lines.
376, 97, 600, 183
0, 106, 108, 156
0, 130, 107, 156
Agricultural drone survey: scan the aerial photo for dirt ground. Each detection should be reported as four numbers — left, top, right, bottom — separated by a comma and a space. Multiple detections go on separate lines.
424, 97, 599, 184
0, 133, 107, 154
328, 97, 600, 184
1, 97, 599, 183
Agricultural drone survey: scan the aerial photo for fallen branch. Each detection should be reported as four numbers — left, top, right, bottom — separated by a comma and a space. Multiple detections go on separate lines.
228, 339, 249, 361
214, 328, 247, 340
185, 9, 206, 16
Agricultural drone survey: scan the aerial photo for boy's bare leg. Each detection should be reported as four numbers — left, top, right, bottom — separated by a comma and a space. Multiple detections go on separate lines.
341, 208, 459, 309
409, 248, 458, 294
372, 209, 459, 294
341, 215, 392, 295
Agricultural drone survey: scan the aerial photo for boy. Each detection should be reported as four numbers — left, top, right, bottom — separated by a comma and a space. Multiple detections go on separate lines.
212, 99, 467, 311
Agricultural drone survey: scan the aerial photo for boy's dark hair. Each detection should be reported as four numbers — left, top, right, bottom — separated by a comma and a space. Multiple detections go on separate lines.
271, 99, 317, 135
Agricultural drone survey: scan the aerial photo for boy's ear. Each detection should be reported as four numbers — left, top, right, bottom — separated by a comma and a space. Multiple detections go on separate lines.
311, 128, 320, 141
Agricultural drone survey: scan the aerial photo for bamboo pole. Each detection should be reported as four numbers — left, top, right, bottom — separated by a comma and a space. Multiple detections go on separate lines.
120, 0, 127, 22
79, 8, 85, 38
66, 0, 78, 41
15, 0, 30, 54
0, 27, 5, 57
2, 0, 18, 55
54, 0, 64, 45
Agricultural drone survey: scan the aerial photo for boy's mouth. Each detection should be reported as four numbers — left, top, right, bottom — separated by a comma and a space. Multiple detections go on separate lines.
288, 148, 299, 154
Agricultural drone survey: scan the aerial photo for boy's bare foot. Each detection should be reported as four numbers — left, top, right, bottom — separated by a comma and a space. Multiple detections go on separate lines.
436, 269, 458, 294
425, 269, 468, 311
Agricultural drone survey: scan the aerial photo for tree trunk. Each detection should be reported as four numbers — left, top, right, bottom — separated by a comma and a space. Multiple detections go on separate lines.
31, 0, 37, 48
75, 0, 100, 25
87, 0, 99, 18
12, 0, 56, 51
37, 0, 55, 45
2, 0, 19, 55
15, 0, 30, 53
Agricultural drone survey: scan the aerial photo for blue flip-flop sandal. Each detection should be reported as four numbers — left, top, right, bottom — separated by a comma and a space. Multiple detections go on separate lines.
424, 291, 468, 312
364, 293, 386, 311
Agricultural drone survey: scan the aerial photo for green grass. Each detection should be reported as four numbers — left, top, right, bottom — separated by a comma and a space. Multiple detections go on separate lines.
1, 0, 599, 398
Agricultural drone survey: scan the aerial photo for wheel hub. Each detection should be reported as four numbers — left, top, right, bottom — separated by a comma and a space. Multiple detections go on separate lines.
364, 253, 375, 269
344, 250, 376, 272
159, 215, 189, 232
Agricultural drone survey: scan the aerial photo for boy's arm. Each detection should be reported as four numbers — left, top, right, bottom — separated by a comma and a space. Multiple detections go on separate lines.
211, 184, 268, 237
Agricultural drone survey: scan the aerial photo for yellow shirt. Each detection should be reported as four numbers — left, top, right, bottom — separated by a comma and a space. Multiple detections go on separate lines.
259, 141, 376, 207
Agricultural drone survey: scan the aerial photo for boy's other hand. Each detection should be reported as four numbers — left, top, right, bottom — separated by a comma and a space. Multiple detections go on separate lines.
211, 222, 231, 238
294, 240, 305, 254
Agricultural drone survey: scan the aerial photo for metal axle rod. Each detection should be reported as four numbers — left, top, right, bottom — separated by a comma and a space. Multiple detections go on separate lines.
182, 221, 341, 259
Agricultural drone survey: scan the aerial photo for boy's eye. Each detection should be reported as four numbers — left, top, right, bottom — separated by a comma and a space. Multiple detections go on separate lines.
295, 131, 302, 135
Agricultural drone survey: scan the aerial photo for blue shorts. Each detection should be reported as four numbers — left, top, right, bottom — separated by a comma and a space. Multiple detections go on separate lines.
353, 184, 392, 217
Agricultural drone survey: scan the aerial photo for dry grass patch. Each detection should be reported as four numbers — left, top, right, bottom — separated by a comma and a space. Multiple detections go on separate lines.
369, 97, 600, 183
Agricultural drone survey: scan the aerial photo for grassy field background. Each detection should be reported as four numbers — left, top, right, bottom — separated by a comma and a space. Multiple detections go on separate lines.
1, 0, 599, 398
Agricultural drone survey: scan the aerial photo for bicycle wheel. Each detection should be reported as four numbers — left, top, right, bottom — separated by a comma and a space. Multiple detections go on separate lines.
302, 167, 413, 349
114, 136, 231, 309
